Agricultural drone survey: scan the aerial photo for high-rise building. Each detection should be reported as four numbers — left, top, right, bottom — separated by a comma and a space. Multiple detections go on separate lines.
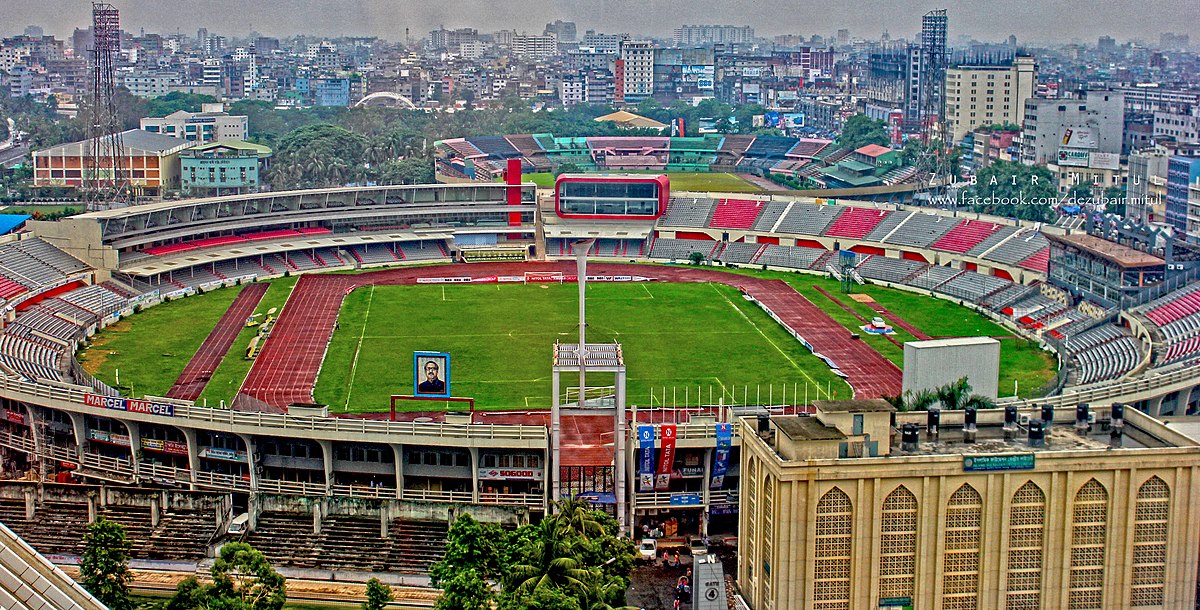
944, 56, 1036, 143
1153, 105, 1200, 145
511, 33, 558, 63
619, 40, 654, 102
1166, 150, 1200, 239
582, 31, 624, 55
672, 25, 754, 46
544, 20, 577, 43
1021, 91, 1126, 165
1127, 147, 1171, 223
737, 402, 1200, 610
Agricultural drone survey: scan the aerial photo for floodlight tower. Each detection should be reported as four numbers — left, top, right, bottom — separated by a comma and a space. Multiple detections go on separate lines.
85, 2, 129, 209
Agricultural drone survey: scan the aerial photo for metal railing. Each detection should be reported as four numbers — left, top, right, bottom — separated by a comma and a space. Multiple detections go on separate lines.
256, 479, 327, 496
478, 492, 544, 508
400, 488, 474, 503
80, 453, 134, 478
140, 462, 190, 483
330, 484, 396, 500
0, 430, 35, 453
194, 470, 251, 492
0, 375, 547, 441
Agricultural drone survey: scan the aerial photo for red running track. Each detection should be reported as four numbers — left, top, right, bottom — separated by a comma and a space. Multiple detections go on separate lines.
166, 283, 269, 401
233, 262, 903, 413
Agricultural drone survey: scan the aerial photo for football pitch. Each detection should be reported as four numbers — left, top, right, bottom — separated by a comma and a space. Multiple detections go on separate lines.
314, 282, 853, 412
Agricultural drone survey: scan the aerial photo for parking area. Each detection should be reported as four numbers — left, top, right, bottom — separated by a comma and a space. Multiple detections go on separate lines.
627, 544, 737, 610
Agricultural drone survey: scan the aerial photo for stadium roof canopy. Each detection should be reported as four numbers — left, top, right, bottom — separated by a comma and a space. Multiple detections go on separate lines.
0, 522, 109, 609
1047, 233, 1165, 269
593, 110, 668, 130
0, 214, 30, 235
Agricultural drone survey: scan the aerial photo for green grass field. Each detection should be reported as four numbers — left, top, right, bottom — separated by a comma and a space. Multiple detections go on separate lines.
80, 265, 1058, 408
523, 171, 763, 193
314, 282, 852, 412
79, 285, 247, 397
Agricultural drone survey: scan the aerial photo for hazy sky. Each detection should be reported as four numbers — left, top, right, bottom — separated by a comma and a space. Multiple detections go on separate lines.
5, 0, 1195, 44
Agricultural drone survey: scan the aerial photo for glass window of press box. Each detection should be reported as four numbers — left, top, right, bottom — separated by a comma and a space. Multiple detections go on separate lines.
559, 181, 660, 216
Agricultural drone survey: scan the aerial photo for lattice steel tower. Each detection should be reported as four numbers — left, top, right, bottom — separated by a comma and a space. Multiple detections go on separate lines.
85, 2, 128, 209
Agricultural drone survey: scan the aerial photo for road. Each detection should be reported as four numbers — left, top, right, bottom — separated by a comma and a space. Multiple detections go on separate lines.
0, 143, 28, 169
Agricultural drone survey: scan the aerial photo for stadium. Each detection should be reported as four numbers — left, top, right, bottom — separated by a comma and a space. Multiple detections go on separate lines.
0, 165, 1199, 605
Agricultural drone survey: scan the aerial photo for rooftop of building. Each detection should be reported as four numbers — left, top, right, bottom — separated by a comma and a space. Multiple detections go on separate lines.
34, 129, 194, 157
1046, 232, 1165, 269
592, 110, 668, 130
812, 398, 894, 413
854, 144, 893, 158
774, 415, 846, 441
181, 140, 273, 158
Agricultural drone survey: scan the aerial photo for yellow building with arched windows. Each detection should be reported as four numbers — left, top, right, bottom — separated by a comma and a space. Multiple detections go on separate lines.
737, 400, 1200, 610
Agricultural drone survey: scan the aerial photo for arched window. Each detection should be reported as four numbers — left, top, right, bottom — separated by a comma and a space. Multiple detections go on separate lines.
1006, 481, 1045, 609
1069, 478, 1108, 609
813, 487, 853, 610
879, 486, 918, 601
1131, 476, 1170, 607
942, 484, 982, 609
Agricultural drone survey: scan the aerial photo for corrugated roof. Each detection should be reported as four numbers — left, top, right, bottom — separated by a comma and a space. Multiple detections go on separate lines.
855, 144, 894, 157
34, 129, 193, 157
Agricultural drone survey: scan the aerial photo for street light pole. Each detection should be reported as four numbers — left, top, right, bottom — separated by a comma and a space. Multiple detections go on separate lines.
573, 239, 595, 409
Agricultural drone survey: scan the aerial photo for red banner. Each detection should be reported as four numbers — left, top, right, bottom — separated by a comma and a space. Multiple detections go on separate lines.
655, 424, 676, 490
4, 409, 25, 425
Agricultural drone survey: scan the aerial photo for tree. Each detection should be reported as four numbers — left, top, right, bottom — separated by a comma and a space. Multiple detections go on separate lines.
507, 520, 591, 599
167, 542, 286, 610
555, 162, 581, 177
935, 377, 973, 411
688, 251, 705, 265
964, 161, 1058, 222
434, 568, 493, 610
550, 498, 603, 540
364, 578, 394, 610
80, 517, 135, 610
834, 114, 889, 151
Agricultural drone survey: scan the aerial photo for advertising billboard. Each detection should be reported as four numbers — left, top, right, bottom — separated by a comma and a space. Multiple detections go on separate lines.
1060, 128, 1097, 149
413, 351, 451, 397
1057, 148, 1091, 167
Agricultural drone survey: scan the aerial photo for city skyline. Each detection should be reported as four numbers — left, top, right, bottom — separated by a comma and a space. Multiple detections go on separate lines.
3, 0, 1191, 45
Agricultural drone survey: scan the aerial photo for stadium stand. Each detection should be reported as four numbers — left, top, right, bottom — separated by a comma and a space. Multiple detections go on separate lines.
856, 255, 928, 282
824, 207, 890, 239
659, 197, 717, 228
744, 136, 798, 160
984, 230, 1049, 267
398, 241, 450, 261
881, 212, 958, 248
715, 241, 764, 264
756, 244, 830, 270
244, 512, 446, 574
709, 199, 767, 230
862, 210, 912, 242
467, 136, 522, 159
347, 244, 403, 265
931, 219, 1005, 253
938, 271, 1013, 302
774, 203, 845, 236
964, 225, 1019, 258
648, 238, 716, 261
750, 201, 791, 232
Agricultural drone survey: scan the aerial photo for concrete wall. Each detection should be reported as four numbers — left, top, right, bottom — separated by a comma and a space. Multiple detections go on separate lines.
903, 337, 1001, 399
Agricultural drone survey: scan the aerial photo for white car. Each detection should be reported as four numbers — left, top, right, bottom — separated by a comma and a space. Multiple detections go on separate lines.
638, 538, 657, 562
871, 317, 887, 329
688, 536, 708, 556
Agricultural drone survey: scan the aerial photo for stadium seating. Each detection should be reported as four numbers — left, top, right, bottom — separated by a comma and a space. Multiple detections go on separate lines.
648, 238, 715, 261
709, 199, 767, 230
347, 244, 403, 265
398, 241, 449, 261
910, 265, 961, 290
756, 244, 832, 270
245, 512, 446, 574
984, 230, 1048, 267
824, 207, 890, 240
964, 225, 1019, 257
862, 210, 912, 242
775, 203, 845, 236
744, 136, 797, 159
1140, 284, 1200, 327
855, 255, 928, 282
882, 213, 958, 248
659, 198, 717, 228
750, 201, 791, 232
932, 219, 1004, 253
1018, 248, 1050, 273
938, 271, 1013, 303
715, 241, 764, 264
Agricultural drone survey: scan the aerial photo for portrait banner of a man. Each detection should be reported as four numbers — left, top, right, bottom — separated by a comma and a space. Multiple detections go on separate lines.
413, 352, 451, 397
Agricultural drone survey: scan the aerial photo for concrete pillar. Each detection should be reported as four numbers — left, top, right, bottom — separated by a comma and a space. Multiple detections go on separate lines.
312, 501, 322, 535
150, 495, 160, 528
124, 420, 141, 479
237, 434, 259, 491
380, 507, 389, 539
317, 439, 334, 495
469, 447, 480, 503
391, 444, 404, 499
66, 412, 86, 461
180, 427, 200, 488
701, 447, 713, 536
85, 493, 96, 524
23, 488, 34, 521
248, 493, 259, 531
22, 405, 42, 481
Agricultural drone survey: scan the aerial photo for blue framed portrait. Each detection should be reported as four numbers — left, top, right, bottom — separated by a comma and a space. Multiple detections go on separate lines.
413, 352, 451, 397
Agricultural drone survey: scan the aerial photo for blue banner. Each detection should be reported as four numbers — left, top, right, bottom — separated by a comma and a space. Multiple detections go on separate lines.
637, 425, 656, 491
710, 422, 732, 489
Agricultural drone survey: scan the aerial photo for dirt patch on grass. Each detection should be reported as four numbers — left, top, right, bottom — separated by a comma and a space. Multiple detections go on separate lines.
78, 320, 132, 374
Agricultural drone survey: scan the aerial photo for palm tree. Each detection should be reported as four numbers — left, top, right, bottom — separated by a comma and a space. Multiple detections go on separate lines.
507, 520, 591, 598
963, 394, 996, 411
936, 377, 972, 411
586, 578, 639, 610
906, 389, 938, 412
551, 498, 604, 540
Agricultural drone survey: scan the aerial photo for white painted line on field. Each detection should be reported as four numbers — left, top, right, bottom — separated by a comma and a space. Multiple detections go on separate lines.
344, 284, 375, 409
709, 282, 820, 388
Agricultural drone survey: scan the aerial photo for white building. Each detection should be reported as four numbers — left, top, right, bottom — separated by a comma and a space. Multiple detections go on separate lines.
1154, 106, 1200, 145
511, 33, 558, 62
120, 70, 183, 98
1022, 90, 1126, 165
620, 40, 654, 102
944, 57, 1037, 143
140, 104, 249, 144
672, 25, 755, 46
